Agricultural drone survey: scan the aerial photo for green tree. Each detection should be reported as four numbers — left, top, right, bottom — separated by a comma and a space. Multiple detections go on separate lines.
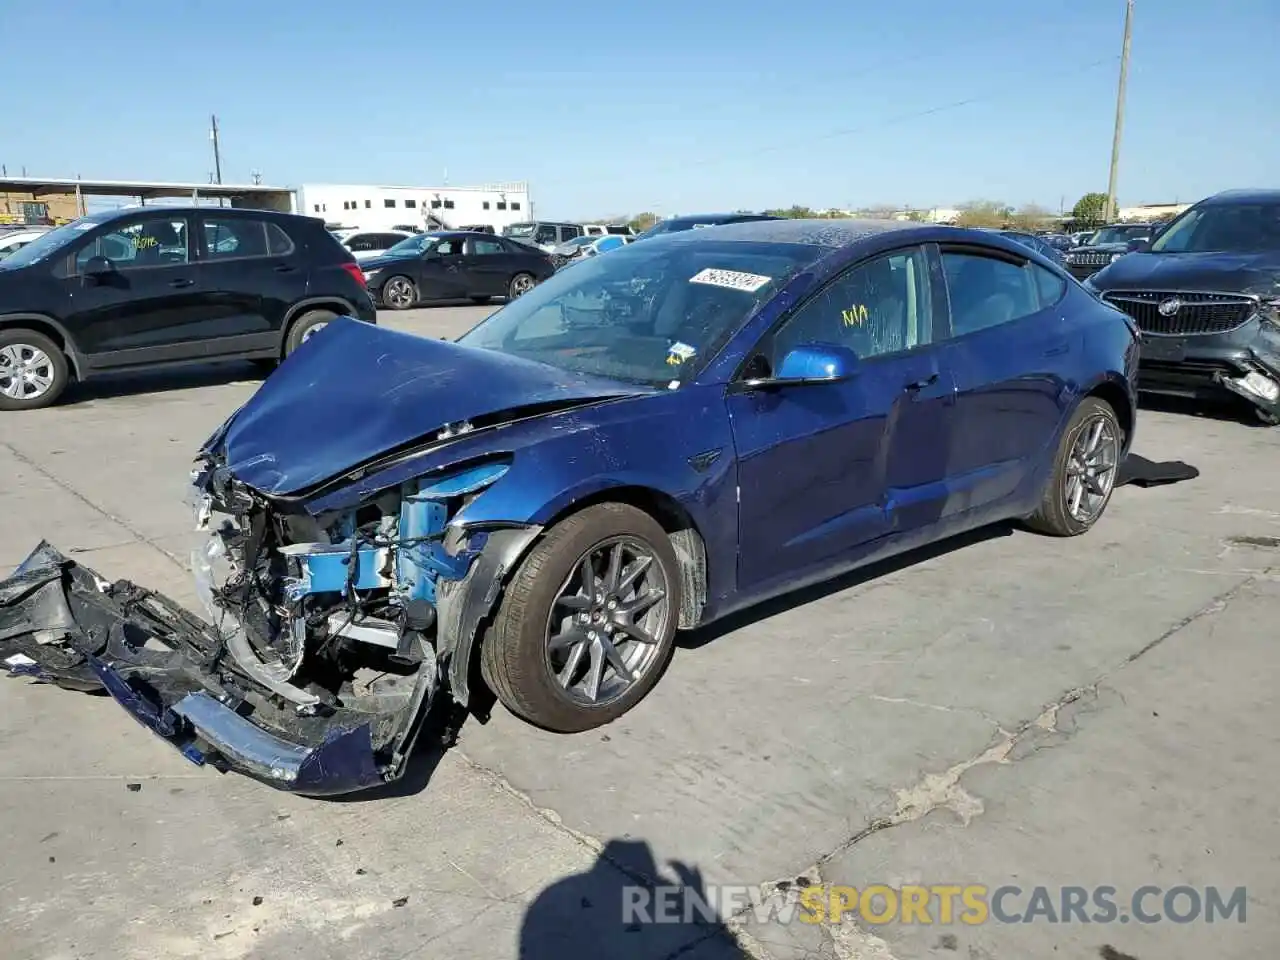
762, 205, 819, 219
627, 212, 659, 233
1008, 203, 1054, 232
954, 200, 1011, 228
1072, 192, 1109, 223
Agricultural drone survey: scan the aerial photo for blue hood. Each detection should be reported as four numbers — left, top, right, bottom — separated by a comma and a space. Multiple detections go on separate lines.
203, 318, 647, 496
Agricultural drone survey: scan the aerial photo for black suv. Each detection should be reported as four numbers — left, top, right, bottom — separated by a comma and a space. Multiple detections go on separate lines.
1062, 223, 1158, 280
0, 206, 376, 410
1084, 189, 1280, 424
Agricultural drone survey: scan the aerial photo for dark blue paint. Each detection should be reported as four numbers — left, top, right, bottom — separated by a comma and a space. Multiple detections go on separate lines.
205, 220, 1136, 633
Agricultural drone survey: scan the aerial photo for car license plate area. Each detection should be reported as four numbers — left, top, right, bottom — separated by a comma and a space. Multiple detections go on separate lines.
1141, 336, 1186, 362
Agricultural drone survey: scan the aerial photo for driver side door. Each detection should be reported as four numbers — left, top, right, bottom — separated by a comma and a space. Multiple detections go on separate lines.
416, 236, 468, 301
726, 244, 956, 597
58, 213, 207, 364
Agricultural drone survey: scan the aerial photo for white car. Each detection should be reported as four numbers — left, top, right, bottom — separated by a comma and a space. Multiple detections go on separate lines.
341, 229, 416, 262
0, 228, 52, 261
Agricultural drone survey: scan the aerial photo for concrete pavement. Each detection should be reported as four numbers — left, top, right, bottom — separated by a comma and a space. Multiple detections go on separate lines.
0, 305, 1275, 958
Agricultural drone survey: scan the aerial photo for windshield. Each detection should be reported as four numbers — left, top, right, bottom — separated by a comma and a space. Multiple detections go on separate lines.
1150, 202, 1280, 254
504, 223, 536, 238
384, 234, 441, 257
0, 215, 105, 268
455, 237, 822, 386
1091, 225, 1151, 246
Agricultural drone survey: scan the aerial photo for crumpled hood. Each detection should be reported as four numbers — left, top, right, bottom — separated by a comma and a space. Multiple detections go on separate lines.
1091, 250, 1280, 296
203, 318, 647, 496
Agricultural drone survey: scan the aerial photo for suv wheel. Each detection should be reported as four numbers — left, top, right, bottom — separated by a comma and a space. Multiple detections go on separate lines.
382, 276, 417, 310
0, 329, 70, 411
284, 310, 339, 356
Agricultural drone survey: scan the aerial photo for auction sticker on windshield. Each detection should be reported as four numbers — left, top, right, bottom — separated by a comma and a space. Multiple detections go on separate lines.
689, 268, 772, 293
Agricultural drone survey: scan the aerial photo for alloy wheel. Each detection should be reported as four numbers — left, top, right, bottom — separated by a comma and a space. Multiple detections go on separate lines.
545, 536, 671, 706
384, 277, 415, 308
1064, 414, 1119, 523
300, 322, 328, 343
0, 343, 55, 401
510, 274, 535, 298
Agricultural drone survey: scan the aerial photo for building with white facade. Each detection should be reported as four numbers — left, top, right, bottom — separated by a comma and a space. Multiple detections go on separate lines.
296, 181, 532, 232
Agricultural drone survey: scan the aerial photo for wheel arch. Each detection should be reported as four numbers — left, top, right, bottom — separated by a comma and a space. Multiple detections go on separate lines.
452, 483, 710, 713
537, 485, 709, 630
0, 313, 84, 379
1082, 374, 1134, 453
280, 298, 359, 357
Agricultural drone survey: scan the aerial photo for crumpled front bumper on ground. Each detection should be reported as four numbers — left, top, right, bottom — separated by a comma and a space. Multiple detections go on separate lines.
0, 543, 412, 795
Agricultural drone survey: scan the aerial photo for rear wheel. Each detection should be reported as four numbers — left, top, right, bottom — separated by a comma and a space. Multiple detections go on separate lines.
1026, 397, 1122, 536
381, 275, 417, 310
508, 273, 536, 299
0, 329, 70, 411
481, 503, 680, 732
284, 309, 338, 356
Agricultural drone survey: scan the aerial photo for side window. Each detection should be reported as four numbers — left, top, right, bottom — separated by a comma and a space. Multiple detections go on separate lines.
204, 218, 272, 260
770, 247, 932, 365
534, 225, 557, 245
470, 238, 505, 256
435, 238, 461, 256
1032, 263, 1067, 308
74, 216, 189, 272
267, 223, 295, 255
347, 234, 376, 252
941, 251, 1041, 338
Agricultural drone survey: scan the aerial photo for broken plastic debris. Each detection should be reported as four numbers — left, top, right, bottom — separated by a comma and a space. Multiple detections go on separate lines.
4, 653, 37, 668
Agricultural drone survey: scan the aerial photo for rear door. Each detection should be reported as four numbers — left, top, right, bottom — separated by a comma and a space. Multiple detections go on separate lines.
58, 213, 206, 364
936, 243, 1077, 512
728, 244, 957, 595
197, 214, 307, 352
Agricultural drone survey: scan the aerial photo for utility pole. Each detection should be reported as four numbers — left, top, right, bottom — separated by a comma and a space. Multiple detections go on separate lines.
1104, 0, 1134, 224
210, 114, 223, 184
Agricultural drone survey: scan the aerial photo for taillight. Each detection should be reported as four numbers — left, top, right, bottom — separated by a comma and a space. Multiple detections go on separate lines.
341, 262, 367, 288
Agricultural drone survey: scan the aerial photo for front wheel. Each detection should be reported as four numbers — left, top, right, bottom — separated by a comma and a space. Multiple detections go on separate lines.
508, 272, 536, 299
481, 503, 680, 732
381, 275, 417, 310
1026, 397, 1122, 536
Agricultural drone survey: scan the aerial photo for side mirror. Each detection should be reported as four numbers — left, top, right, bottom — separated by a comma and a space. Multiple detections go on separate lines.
1126, 238, 1150, 252
742, 343, 860, 389
82, 255, 115, 280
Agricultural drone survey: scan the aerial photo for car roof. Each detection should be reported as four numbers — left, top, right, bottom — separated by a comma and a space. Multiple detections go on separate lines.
657, 217, 921, 248
1204, 188, 1280, 205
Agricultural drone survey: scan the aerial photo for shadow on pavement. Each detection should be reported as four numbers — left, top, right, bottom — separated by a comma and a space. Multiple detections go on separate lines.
59, 360, 268, 404
519, 838, 748, 959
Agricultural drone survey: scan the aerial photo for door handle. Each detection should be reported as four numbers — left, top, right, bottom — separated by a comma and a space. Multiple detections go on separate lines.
1043, 342, 1069, 357
169, 278, 195, 289
273, 264, 297, 273
904, 372, 939, 391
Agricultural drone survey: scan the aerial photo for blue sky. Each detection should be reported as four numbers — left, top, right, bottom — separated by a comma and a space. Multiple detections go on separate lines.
3, 0, 1276, 218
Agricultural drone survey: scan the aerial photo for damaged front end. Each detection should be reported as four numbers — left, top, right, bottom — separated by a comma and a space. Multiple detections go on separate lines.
0, 457, 539, 795
1214, 348, 1280, 423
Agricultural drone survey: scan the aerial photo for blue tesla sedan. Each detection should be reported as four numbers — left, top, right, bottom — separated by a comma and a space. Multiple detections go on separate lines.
2, 219, 1140, 794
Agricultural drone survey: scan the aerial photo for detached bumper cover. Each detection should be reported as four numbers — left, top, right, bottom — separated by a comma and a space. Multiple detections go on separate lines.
0, 543, 396, 795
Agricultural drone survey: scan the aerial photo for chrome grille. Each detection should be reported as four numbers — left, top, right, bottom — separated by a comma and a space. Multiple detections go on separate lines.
1067, 250, 1113, 268
1102, 291, 1257, 337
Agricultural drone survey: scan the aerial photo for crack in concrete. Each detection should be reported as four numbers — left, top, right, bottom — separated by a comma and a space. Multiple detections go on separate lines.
444, 570, 1268, 960
1, 441, 187, 572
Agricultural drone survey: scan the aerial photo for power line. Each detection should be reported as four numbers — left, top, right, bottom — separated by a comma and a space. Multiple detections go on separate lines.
678, 56, 1121, 174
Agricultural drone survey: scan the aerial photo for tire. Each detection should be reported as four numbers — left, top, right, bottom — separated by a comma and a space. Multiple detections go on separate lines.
284, 309, 338, 356
0, 328, 70, 411
1026, 397, 1123, 537
508, 272, 536, 300
381, 275, 417, 310
481, 503, 681, 733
